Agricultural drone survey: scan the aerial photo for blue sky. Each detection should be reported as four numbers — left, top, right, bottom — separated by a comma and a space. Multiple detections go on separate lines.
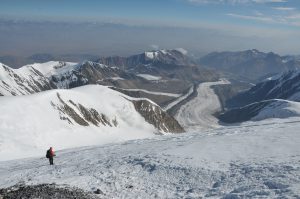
1, 0, 300, 29
0, 0, 300, 56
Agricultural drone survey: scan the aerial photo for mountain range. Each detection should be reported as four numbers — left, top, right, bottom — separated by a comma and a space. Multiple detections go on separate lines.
198, 49, 300, 81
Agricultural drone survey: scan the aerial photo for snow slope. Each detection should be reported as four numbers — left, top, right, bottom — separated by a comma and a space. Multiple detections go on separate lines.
0, 118, 299, 198
0, 85, 158, 161
176, 79, 230, 131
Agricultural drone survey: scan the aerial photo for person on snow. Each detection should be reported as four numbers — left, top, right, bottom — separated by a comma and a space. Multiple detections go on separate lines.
46, 147, 56, 165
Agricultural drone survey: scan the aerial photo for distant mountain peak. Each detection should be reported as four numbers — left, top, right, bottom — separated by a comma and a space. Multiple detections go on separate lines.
143, 49, 188, 61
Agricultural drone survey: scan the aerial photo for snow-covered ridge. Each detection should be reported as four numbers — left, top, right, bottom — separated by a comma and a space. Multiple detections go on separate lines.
0, 62, 57, 96
0, 61, 132, 96
19, 61, 78, 77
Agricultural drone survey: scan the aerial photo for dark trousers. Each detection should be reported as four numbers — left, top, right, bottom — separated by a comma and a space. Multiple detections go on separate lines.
49, 157, 54, 165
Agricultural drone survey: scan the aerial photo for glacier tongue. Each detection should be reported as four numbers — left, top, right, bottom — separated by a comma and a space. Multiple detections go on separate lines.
176, 79, 230, 132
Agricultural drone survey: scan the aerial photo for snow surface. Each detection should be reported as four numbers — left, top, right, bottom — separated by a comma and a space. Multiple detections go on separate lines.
176, 79, 230, 131
0, 85, 158, 161
0, 118, 299, 198
136, 74, 162, 81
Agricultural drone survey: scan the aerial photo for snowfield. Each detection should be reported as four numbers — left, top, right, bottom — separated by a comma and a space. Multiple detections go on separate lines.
176, 79, 230, 131
0, 118, 299, 198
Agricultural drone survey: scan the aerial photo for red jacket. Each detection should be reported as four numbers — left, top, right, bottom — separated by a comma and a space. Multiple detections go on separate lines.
49, 148, 55, 157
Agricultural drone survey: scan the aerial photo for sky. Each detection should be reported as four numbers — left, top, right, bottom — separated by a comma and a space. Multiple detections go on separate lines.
0, 0, 300, 56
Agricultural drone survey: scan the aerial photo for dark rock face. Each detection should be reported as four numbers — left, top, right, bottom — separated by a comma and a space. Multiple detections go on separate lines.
132, 99, 185, 133
51, 92, 116, 127
199, 49, 300, 81
0, 184, 99, 199
227, 70, 300, 109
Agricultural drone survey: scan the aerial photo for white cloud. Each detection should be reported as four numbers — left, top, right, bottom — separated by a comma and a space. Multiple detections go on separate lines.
273, 7, 296, 11
227, 13, 274, 22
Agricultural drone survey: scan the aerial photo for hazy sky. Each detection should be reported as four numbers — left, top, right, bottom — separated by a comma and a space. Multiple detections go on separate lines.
0, 0, 300, 56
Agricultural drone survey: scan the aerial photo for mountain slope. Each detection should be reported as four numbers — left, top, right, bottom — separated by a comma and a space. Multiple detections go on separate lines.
0, 85, 183, 161
227, 70, 300, 109
219, 99, 300, 123
219, 70, 300, 123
